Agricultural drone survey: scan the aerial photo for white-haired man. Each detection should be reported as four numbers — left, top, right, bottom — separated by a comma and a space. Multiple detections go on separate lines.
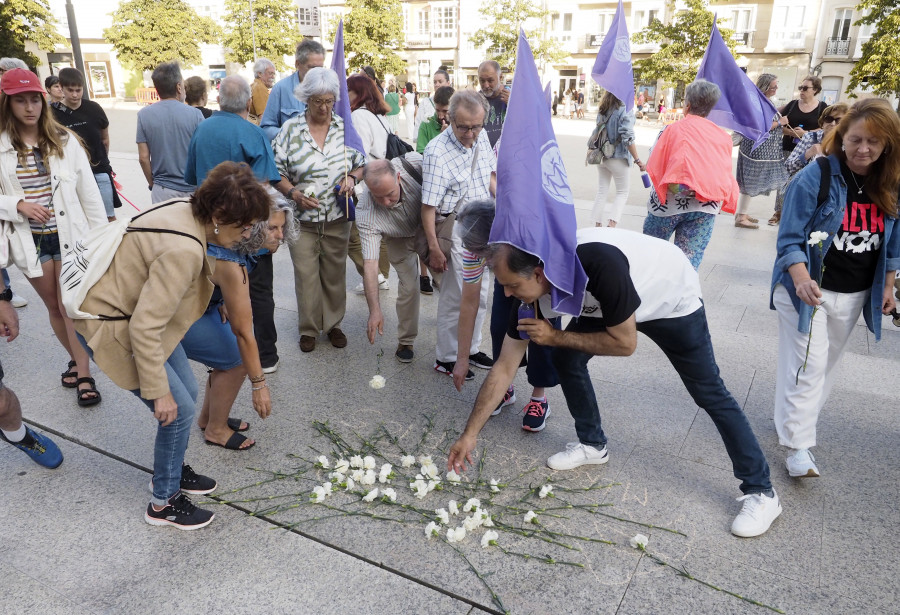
260, 40, 325, 140
249, 58, 276, 125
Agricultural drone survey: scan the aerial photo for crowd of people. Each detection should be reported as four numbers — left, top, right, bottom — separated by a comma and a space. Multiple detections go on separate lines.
1, 46, 897, 542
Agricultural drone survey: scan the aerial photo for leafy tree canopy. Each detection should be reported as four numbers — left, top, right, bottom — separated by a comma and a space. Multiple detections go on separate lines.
0, 0, 65, 68
470, 0, 566, 72
104, 0, 221, 73
632, 0, 738, 86
847, 0, 900, 109
223, 0, 297, 71
341, 0, 406, 78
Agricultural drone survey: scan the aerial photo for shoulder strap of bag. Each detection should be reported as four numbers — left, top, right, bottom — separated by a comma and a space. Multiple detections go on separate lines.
816, 156, 831, 209
125, 227, 204, 248
397, 155, 422, 185
368, 108, 391, 136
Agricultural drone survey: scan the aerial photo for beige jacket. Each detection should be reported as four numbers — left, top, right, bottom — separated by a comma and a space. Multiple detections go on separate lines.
74, 200, 214, 399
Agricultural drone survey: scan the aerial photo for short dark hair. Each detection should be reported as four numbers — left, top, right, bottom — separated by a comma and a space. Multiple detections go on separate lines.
433, 85, 454, 106
362, 65, 378, 81
434, 69, 450, 83
191, 162, 271, 226
152, 61, 182, 99
802, 75, 823, 94
44, 74, 59, 89
487, 243, 542, 277
295, 39, 325, 65
183, 76, 207, 106
57, 67, 84, 89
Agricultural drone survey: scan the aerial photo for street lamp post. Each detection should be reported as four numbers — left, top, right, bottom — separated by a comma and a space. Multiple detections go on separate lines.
65, 0, 89, 100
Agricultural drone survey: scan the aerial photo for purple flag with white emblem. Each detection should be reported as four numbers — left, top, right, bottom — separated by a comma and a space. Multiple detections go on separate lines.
696, 20, 777, 150
591, 0, 634, 111
491, 30, 587, 316
330, 20, 366, 158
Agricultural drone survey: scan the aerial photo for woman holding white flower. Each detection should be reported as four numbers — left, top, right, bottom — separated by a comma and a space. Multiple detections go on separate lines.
771, 98, 900, 478
0, 69, 107, 406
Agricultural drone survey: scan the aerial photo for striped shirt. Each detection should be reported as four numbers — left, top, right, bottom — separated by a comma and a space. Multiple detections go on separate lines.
421, 128, 495, 215
16, 151, 56, 234
462, 251, 486, 284
273, 112, 366, 223
356, 153, 424, 260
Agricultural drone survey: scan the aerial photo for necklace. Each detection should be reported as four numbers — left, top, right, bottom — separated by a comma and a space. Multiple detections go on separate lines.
848, 170, 865, 195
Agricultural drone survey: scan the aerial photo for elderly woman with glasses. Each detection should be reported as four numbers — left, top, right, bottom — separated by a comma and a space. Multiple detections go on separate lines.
273, 67, 366, 353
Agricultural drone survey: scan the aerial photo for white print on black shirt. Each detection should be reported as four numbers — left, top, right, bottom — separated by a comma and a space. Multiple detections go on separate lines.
831, 200, 883, 253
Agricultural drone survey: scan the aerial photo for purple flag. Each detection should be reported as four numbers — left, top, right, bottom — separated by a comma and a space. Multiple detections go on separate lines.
591, 0, 634, 111
543, 82, 551, 108
696, 20, 777, 150
491, 30, 587, 316
330, 20, 366, 158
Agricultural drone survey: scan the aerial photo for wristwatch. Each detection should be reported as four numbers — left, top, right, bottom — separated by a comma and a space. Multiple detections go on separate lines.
0, 288, 13, 302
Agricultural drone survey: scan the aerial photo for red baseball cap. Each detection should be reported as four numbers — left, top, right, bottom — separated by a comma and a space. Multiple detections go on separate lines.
1, 68, 46, 96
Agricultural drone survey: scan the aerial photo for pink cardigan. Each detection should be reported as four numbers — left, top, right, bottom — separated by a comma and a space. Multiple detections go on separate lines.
646, 114, 738, 214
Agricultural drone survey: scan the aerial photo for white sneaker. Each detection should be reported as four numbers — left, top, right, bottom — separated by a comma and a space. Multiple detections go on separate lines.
10, 292, 27, 308
378, 274, 389, 291
731, 490, 782, 537
261, 361, 279, 375
786, 449, 819, 478
353, 282, 365, 295
547, 442, 609, 470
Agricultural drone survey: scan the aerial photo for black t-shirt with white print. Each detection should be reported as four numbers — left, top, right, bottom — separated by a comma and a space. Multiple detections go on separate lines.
820, 161, 884, 293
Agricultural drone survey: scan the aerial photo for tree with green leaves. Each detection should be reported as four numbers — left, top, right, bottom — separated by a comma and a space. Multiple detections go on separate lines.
632, 0, 738, 86
847, 0, 900, 111
104, 0, 221, 73
223, 0, 297, 71
341, 0, 406, 78
0, 0, 65, 68
470, 0, 566, 72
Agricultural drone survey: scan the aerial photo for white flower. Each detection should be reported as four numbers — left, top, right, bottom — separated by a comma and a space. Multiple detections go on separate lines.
481, 510, 494, 527
539, 484, 554, 499
410, 479, 430, 499
304, 186, 317, 198
382, 487, 397, 502
435, 508, 450, 525
808, 231, 829, 245
448, 500, 459, 515
311, 486, 327, 503
481, 530, 499, 548
369, 375, 386, 389
462, 515, 482, 532
418, 455, 433, 465
446, 469, 462, 483
350, 455, 364, 468
421, 463, 440, 480
490, 478, 500, 492
363, 456, 376, 470
321, 481, 332, 495
524, 510, 537, 524
427, 479, 441, 492
362, 488, 379, 502
629, 534, 649, 550
463, 498, 481, 513
446, 527, 466, 543
329, 471, 345, 484
344, 477, 355, 491
361, 470, 377, 486
316, 455, 330, 469
350, 469, 364, 483
378, 463, 393, 483
400, 455, 415, 468
334, 458, 350, 474
425, 521, 440, 538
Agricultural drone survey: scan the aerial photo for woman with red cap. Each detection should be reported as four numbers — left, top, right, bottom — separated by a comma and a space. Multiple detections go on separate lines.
0, 68, 107, 406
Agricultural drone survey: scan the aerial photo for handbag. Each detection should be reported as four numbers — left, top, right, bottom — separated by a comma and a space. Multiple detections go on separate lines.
371, 110, 414, 159
60, 201, 202, 320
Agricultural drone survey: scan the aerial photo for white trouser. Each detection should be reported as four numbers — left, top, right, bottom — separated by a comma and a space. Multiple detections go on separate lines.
773, 284, 868, 449
435, 224, 490, 363
590, 157, 631, 224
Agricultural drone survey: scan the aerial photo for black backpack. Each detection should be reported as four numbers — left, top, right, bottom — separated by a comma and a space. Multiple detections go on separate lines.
370, 110, 414, 160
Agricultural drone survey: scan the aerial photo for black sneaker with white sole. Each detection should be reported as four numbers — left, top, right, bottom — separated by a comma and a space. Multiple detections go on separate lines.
468, 352, 494, 369
434, 360, 474, 380
145, 491, 215, 530
522, 398, 550, 432
149, 463, 217, 496
492, 387, 516, 416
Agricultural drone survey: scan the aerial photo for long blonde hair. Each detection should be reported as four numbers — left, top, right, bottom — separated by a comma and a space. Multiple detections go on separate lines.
823, 98, 900, 217
0, 92, 69, 166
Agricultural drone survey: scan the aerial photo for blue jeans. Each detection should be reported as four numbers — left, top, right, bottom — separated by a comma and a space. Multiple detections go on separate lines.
93, 173, 115, 218
1, 268, 11, 293
78, 334, 198, 505
490, 278, 560, 388
551, 307, 772, 494
181, 301, 243, 371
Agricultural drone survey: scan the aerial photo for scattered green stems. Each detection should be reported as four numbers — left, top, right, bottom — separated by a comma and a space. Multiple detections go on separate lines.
496, 545, 585, 568
445, 540, 509, 615
638, 545, 785, 614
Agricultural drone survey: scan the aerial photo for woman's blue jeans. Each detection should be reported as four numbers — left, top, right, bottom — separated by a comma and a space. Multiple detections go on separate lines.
78, 334, 198, 506
551, 306, 772, 495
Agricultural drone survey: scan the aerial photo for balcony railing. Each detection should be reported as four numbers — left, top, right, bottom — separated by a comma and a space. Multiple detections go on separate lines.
826, 37, 851, 55
407, 33, 431, 48
584, 33, 605, 48
733, 31, 753, 46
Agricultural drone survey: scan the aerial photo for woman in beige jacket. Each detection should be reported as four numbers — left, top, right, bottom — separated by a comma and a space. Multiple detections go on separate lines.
75, 161, 271, 530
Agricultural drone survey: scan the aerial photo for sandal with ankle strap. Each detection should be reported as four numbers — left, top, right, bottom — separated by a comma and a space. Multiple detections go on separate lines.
75, 377, 102, 407
61, 360, 78, 388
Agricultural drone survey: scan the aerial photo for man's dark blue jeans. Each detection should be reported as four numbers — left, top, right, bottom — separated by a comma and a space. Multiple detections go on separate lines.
551, 306, 772, 495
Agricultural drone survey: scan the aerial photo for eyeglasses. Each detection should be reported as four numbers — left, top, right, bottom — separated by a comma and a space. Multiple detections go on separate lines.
798, 86, 813, 92
822, 115, 843, 125
453, 123, 484, 134
309, 97, 335, 107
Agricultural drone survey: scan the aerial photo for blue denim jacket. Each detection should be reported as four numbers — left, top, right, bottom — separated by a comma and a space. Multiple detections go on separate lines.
770, 154, 900, 340
597, 106, 637, 164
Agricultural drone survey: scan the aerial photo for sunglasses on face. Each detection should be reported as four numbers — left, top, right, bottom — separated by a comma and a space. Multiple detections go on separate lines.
798, 86, 814, 92
822, 115, 842, 125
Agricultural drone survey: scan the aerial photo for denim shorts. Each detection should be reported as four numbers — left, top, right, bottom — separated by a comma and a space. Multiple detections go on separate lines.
32, 232, 61, 263
181, 301, 243, 371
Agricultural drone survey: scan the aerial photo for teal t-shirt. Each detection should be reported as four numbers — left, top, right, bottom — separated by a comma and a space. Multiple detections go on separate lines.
385, 92, 401, 116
